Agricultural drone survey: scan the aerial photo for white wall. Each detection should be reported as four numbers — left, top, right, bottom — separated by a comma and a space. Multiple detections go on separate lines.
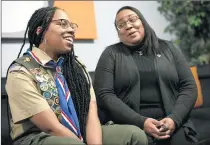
2, 1, 48, 34
2, 1, 173, 77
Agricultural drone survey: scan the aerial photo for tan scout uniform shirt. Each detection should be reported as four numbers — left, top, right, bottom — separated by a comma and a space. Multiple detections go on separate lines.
6, 47, 96, 140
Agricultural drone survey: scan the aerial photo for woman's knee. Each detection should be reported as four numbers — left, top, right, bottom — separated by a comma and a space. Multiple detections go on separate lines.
26, 132, 85, 145
102, 124, 148, 145
124, 125, 148, 145
41, 136, 85, 145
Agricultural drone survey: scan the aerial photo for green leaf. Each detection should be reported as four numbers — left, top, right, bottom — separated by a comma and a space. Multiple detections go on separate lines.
157, 0, 210, 65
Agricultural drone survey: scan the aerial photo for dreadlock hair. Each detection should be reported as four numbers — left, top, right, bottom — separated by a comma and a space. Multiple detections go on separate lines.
17, 6, 91, 142
114, 6, 165, 56
62, 48, 91, 142
18, 6, 58, 58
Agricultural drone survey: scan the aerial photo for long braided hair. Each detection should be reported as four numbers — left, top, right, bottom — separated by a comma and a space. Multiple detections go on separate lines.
17, 6, 91, 142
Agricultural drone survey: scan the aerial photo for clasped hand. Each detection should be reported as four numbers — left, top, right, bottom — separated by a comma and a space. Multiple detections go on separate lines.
143, 118, 175, 140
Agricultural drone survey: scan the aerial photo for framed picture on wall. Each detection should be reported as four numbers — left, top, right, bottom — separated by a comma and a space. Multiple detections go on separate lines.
2, 1, 49, 39
53, 1, 97, 39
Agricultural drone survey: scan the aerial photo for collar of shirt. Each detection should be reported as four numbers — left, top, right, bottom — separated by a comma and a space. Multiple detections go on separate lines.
31, 47, 64, 68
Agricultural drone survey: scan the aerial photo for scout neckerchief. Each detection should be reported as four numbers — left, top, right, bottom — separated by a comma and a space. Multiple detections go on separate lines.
26, 50, 83, 141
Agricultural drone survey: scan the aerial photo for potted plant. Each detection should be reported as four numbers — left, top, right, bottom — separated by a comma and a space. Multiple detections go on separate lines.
157, 0, 210, 70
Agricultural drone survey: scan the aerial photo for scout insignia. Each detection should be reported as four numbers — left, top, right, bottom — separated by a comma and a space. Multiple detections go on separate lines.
30, 68, 44, 75
40, 82, 49, 91
9, 64, 20, 73
24, 57, 31, 62
43, 91, 52, 99
30, 69, 37, 75
26, 63, 60, 115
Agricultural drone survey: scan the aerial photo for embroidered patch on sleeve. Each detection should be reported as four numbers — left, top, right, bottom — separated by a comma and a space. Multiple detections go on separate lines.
8, 64, 22, 73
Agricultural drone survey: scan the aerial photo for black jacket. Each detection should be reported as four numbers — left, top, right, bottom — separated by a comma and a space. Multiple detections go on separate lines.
94, 40, 197, 140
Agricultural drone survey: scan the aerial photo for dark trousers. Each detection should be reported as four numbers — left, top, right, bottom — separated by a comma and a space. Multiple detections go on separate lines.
147, 127, 197, 145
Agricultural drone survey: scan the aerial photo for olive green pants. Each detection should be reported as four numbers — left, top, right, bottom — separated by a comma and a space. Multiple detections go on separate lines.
16, 124, 148, 145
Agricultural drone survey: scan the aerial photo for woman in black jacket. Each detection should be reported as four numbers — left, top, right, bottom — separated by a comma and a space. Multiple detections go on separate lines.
94, 6, 198, 145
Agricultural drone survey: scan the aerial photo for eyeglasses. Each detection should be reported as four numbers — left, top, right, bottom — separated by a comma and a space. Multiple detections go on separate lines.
51, 19, 78, 31
116, 15, 139, 30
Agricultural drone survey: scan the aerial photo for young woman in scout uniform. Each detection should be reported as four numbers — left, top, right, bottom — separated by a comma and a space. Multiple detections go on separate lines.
5, 6, 148, 145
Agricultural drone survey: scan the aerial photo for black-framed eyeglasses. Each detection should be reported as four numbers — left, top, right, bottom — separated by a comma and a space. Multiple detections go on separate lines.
51, 19, 78, 31
116, 15, 139, 30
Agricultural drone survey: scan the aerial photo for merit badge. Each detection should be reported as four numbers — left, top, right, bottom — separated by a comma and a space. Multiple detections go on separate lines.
46, 99, 54, 107
48, 79, 56, 88
55, 106, 61, 114
42, 74, 49, 81
57, 114, 62, 122
54, 97, 59, 105
35, 68, 44, 75
51, 89, 58, 96
35, 74, 44, 82
43, 91, 52, 99
40, 82, 49, 91
30, 69, 37, 75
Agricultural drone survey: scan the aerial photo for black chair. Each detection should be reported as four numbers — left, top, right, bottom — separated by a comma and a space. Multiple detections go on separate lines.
1, 78, 13, 145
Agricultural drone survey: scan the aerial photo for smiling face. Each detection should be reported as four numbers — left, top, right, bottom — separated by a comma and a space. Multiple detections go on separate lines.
115, 9, 145, 46
39, 9, 77, 57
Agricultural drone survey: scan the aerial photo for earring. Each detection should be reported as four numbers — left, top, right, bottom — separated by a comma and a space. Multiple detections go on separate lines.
43, 38, 47, 52
44, 38, 47, 45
